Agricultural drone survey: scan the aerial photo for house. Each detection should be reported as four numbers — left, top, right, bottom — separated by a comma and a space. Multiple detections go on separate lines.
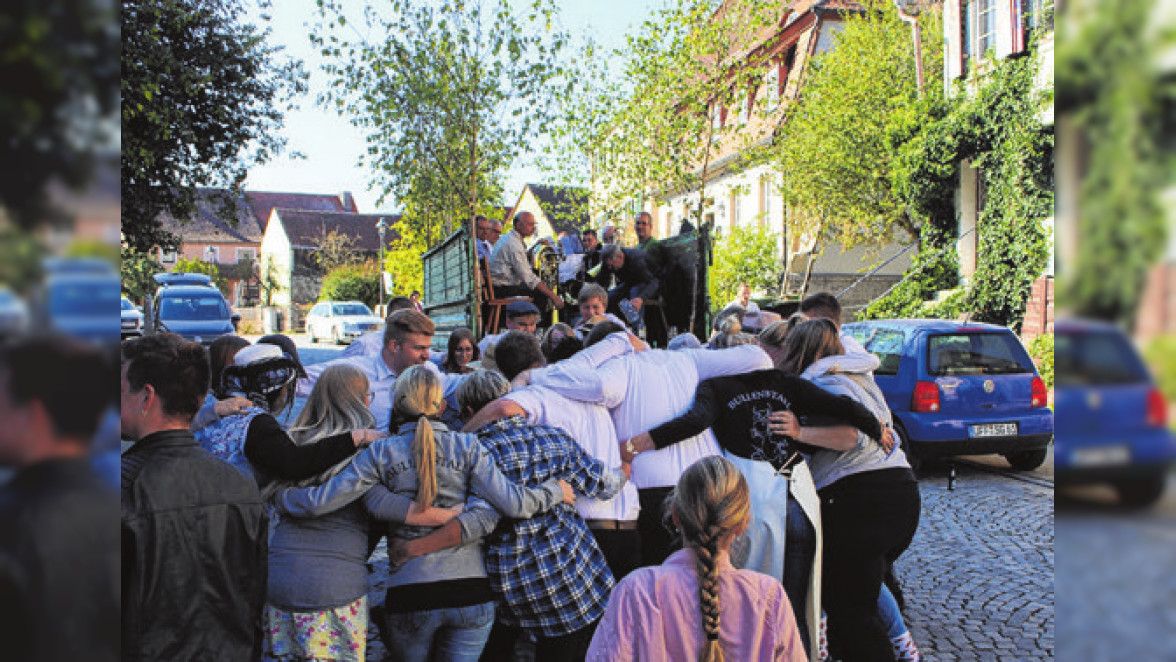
944, 0, 1055, 337
602, 0, 914, 314
507, 184, 591, 242
259, 209, 399, 305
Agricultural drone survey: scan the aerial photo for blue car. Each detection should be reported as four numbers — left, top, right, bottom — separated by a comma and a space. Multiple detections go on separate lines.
1053, 319, 1175, 507
843, 319, 1054, 471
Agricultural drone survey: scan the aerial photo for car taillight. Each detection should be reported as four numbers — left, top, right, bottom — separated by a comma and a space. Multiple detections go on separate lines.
1147, 387, 1168, 428
1031, 376, 1048, 408
912, 381, 940, 413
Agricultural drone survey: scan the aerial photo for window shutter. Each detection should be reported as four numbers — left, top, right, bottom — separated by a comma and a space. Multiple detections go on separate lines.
995, 0, 1015, 59
945, 0, 963, 80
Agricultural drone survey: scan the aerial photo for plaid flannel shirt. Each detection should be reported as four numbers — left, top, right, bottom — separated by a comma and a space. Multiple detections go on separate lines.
474, 415, 621, 638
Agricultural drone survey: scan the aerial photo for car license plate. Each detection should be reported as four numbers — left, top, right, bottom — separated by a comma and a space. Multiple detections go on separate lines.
1072, 445, 1131, 467
969, 422, 1017, 438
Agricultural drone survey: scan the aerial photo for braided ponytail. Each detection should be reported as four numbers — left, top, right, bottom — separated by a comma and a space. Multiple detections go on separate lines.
669, 456, 751, 662
393, 366, 444, 509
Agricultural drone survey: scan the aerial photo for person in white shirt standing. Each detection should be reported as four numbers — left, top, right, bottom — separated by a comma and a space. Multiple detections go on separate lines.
488, 211, 564, 314
530, 320, 774, 567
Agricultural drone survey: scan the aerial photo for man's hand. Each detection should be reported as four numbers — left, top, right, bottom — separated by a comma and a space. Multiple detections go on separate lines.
350, 428, 382, 448
387, 537, 417, 569
768, 411, 801, 439
213, 396, 252, 417
559, 479, 576, 505
630, 297, 643, 312
551, 295, 565, 310
620, 462, 632, 481
619, 432, 654, 463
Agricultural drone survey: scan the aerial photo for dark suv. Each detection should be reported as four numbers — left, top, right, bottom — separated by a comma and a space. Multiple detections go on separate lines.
152, 273, 237, 346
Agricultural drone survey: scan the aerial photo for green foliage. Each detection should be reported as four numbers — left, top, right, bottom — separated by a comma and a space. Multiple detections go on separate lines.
384, 223, 424, 298
0, 1, 119, 230
1026, 332, 1054, 391
258, 257, 284, 307
312, 0, 565, 244
709, 225, 781, 310
173, 257, 230, 296
64, 240, 120, 264
121, 246, 164, 304
774, 0, 947, 248
121, 0, 306, 252
311, 230, 360, 273
1144, 335, 1176, 405
319, 260, 380, 309
1055, 0, 1171, 326
0, 227, 46, 294
860, 228, 960, 320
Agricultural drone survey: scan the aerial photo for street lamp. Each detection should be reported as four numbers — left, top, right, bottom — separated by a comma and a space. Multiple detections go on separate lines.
205, 245, 216, 264
376, 217, 389, 310
894, 0, 925, 98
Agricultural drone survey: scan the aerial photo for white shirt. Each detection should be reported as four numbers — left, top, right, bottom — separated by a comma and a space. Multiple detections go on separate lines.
728, 298, 761, 315
840, 331, 868, 356
341, 331, 446, 367
478, 331, 506, 355
299, 353, 467, 432
533, 342, 773, 489
505, 385, 640, 521
488, 230, 540, 289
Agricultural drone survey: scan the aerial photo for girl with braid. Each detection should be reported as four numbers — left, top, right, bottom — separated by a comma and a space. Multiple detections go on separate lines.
587, 456, 805, 661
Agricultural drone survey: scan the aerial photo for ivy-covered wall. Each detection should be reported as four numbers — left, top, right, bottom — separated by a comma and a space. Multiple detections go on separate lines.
863, 46, 1054, 329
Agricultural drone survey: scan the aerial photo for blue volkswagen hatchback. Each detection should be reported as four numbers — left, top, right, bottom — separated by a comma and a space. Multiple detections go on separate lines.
843, 319, 1054, 471
1053, 319, 1175, 507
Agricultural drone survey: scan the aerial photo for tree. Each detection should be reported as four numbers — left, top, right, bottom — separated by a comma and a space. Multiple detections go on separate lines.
121, 247, 165, 304
173, 257, 230, 295
0, 227, 46, 295
310, 229, 360, 273
311, 0, 569, 247
384, 222, 425, 298
771, 0, 946, 250
121, 0, 306, 253
560, 0, 779, 225
709, 225, 780, 309
0, 0, 119, 230
319, 260, 380, 309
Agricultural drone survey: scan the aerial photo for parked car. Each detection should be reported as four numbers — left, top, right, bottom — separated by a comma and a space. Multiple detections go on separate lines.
1053, 319, 1175, 507
0, 287, 30, 339
305, 300, 382, 344
121, 296, 145, 339
42, 258, 121, 346
843, 319, 1054, 471
152, 272, 237, 346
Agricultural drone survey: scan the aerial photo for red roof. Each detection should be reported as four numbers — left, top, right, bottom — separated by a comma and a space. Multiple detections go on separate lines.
244, 190, 357, 233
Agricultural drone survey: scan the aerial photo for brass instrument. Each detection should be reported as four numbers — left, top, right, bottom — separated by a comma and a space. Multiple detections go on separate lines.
528, 241, 562, 296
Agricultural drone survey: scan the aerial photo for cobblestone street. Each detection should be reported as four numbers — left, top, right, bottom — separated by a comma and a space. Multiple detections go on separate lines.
896, 463, 1054, 662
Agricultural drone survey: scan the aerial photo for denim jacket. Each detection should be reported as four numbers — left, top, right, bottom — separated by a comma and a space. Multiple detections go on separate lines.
272, 419, 563, 588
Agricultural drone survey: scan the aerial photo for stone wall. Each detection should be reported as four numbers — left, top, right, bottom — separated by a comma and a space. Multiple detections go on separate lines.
1136, 263, 1176, 338
1021, 276, 1054, 341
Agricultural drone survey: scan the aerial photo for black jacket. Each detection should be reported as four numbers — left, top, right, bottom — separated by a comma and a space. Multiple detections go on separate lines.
595, 247, 660, 301
121, 429, 269, 661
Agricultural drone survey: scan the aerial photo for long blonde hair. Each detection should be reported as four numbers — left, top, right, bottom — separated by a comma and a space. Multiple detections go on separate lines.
669, 456, 752, 662
259, 365, 374, 499
393, 365, 445, 509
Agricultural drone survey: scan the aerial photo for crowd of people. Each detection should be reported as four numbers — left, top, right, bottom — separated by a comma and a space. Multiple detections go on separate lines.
114, 263, 925, 662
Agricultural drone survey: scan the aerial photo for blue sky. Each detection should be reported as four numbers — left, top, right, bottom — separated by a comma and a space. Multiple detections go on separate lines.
243, 0, 660, 213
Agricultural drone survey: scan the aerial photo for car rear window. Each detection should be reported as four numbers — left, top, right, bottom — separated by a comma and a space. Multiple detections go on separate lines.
927, 333, 1030, 376
160, 294, 228, 321
1055, 330, 1148, 386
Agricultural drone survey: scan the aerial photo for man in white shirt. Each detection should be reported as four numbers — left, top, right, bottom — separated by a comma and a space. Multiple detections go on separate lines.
462, 330, 643, 579
729, 282, 761, 315
299, 309, 466, 430
488, 211, 564, 313
530, 320, 774, 566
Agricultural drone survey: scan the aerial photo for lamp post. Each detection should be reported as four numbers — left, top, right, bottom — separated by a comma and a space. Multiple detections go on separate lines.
376, 217, 389, 310
894, 0, 925, 98
205, 245, 216, 264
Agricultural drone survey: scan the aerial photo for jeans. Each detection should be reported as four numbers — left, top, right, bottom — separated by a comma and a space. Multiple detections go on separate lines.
783, 490, 816, 657
385, 601, 495, 662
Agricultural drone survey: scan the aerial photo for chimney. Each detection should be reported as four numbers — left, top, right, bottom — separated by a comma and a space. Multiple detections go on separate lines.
339, 191, 357, 213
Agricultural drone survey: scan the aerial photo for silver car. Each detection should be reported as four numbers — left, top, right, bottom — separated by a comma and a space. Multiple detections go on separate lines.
121, 296, 144, 339
0, 287, 29, 339
306, 301, 383, 344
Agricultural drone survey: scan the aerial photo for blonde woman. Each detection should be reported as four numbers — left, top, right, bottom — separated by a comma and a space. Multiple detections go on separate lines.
587, 456, 805, 662
263, 364, 383, 661
272, 365, 575, 662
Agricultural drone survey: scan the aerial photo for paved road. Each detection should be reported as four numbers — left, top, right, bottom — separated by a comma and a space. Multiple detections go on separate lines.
898, 461, 1055, 662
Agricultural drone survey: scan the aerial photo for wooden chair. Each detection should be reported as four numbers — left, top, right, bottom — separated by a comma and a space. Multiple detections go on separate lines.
480, 257, 532, 335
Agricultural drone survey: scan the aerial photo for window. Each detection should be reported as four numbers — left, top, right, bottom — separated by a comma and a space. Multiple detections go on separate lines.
964, 0, 996, 62
205, 246, 220, 263
731, 192, 744, 228
711, 104, 725, 130
236, 247, 257, 263
160, 250, 176, 264
760, 178, 774, 225
1021, 0, 1054, 46
736, 94, 750, 125
859, 328, 909, 376
765, 66, 781, 110
927, 333, 1030, 377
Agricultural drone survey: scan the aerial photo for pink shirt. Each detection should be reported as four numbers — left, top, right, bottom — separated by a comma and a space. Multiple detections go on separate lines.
587, 549, 805, 662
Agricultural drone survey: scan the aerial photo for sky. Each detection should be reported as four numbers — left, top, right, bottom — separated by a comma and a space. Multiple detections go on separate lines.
243, 0, 661, 214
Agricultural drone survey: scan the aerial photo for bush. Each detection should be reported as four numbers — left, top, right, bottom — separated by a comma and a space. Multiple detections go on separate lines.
319, 260, 380, 308
1026, 332, 1054, 391
709, 225, 781, 311
1143, 335, 1176, 404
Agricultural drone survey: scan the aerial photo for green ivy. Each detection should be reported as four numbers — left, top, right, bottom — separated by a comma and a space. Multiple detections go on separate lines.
319, 260, 381, 309
864, 48, 1052, 329
1026, 332, 1054, 391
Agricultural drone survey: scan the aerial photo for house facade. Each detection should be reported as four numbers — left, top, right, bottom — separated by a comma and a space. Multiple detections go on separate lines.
260, 209, 397, 305
507, 184, 591, 243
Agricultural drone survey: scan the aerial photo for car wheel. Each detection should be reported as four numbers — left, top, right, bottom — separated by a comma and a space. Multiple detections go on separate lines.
1116, 473, 1167, 508
1004, 448, 1048, 471
332, 326, 342, 345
